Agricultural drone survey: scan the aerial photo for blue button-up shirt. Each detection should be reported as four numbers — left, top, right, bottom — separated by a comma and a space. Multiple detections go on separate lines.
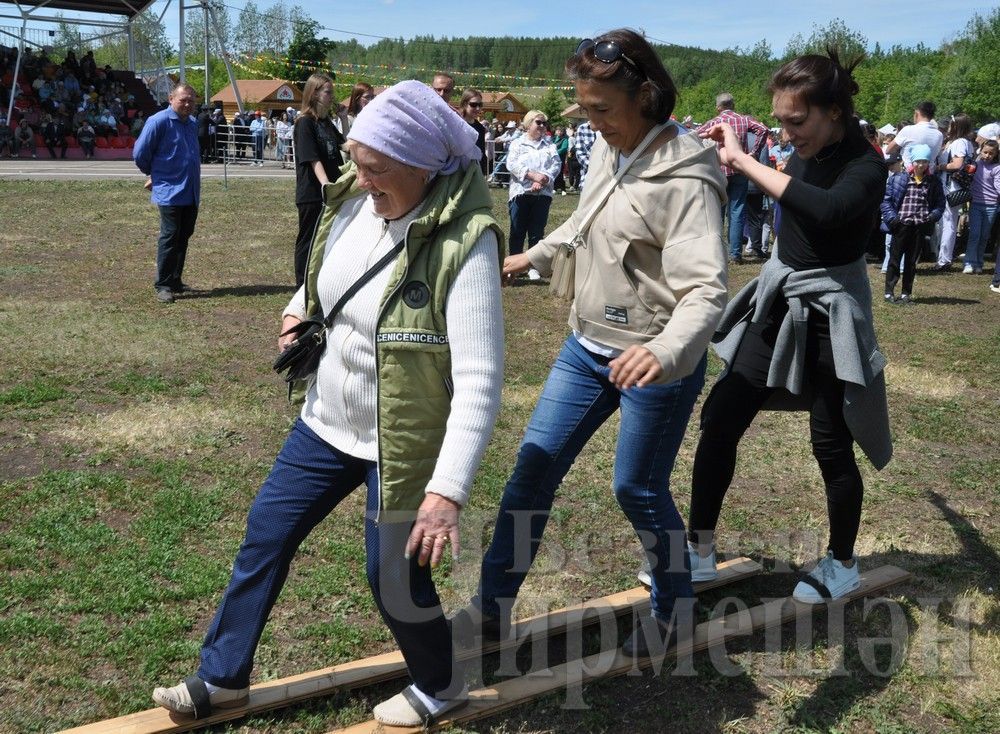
133, 106, 201, 206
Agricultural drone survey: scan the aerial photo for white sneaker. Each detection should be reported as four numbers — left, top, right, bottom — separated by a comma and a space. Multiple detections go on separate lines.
636, 541, 717, 586
637, 563, 652, 587
793, 551, 860, 604
527, 268, 541, 281
989, 283, 1000, 294
962, 264, 974, 274
688, 541, 718, 582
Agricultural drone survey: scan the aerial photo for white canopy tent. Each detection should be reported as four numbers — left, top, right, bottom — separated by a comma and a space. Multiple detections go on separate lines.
1, 0, 245, 121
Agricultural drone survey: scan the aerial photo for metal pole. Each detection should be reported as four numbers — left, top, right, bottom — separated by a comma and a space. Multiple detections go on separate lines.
178, 0, 185, 83
203, 3, 209, 103
6, 17, 27, 132
127, 19, 135, 72
205, 1, 244, 116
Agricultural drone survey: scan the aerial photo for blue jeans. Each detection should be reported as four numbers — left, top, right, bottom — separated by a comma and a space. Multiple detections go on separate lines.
508, 193, 552, 255
476, 335, 706, 622
966, 202, 997, 270
197, 419, 459, 697
726, 173, 749, 258
252, 133, 265, 162
155, 204, 198, 290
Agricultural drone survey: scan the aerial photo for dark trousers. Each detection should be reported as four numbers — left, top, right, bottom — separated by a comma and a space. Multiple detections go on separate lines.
294, 201, 324, 288
197, 419, 458, 697
885, 223, 925, 296
79, 140, 95, 157
745, 192, 767, 254
688, 306, 863, 561
567, 157, 581, 189
46, 140, 67, 158
508, 194, 552, 256
155, 204, 198, 290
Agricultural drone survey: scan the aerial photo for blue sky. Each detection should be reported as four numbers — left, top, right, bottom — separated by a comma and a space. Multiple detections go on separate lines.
14, 0, 993, 54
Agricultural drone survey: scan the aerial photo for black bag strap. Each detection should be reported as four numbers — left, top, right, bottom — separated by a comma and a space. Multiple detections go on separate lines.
317, 238, 405, 329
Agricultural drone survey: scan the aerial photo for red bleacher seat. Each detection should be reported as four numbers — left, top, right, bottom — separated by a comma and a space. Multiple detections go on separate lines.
94, 136, 110, 148
34, 133, 44, 147
117, 123, 129, 135
65, 135, 78, 147
126, 109, 136, 119
110, 136, 127, 148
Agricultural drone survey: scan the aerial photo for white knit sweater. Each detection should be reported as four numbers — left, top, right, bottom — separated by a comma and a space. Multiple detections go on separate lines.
284, 195, 504, 506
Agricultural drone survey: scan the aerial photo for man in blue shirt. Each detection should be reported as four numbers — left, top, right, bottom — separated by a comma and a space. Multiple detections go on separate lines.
133, 83, 201, 304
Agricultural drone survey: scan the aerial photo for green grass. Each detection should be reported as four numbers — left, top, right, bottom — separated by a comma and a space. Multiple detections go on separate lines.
1, 178, 998, 733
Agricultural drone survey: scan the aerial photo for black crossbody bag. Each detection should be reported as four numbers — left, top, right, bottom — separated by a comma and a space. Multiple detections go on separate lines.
273, 239, 405, 383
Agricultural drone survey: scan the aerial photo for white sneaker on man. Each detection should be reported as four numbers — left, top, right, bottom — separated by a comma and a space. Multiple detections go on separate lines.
962, 263, 974, 274
792, 551, 860, 604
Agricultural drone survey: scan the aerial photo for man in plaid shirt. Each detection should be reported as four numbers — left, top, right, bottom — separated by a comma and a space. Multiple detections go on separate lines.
697, 92, 770, 262
574, 121, 597, 190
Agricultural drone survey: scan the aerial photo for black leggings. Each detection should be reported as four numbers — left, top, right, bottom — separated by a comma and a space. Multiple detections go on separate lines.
688, 305, 863, 561
294, 201, 324, 289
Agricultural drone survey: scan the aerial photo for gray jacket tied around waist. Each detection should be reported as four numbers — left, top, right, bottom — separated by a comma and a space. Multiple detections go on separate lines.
711, 256, 893, 470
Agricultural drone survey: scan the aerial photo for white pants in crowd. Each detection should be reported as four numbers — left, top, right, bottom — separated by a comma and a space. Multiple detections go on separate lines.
937, 203, 961, 266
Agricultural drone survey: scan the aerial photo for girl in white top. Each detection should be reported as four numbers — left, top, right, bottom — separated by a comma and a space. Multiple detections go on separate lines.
935, 114, 977, 269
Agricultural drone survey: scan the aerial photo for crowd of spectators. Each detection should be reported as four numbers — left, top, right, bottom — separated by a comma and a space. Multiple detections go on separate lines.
1, 45, 147, 158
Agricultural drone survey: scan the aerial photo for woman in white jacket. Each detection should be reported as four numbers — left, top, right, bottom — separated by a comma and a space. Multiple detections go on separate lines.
505, 109, 562, 278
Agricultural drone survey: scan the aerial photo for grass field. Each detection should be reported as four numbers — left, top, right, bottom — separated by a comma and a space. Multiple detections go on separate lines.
1, 178, 998, 734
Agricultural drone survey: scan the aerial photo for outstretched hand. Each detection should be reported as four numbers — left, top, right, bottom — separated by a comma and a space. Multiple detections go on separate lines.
699, 122, 746, 170
405, 493, 461, 568
502, 253, 532, 286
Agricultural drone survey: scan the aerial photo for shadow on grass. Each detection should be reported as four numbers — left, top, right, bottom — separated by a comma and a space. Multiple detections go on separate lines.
909, 295, 981, 305
179, 284, 298, 299
786, 490, 997, 729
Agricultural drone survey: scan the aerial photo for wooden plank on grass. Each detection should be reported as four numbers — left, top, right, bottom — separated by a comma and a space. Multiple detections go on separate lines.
57, 558, 761, 734
332, 564, 911, 733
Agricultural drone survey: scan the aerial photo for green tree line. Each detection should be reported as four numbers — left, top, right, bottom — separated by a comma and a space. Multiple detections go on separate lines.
52, 8, 998, 126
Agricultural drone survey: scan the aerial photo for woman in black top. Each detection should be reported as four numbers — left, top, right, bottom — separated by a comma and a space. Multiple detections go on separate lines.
458, 87, 487, 174
687, 50, 889, 604
292, 73, 345, 288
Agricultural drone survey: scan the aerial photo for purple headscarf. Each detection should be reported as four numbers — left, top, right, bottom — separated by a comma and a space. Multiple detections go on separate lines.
347, 80, 481, 175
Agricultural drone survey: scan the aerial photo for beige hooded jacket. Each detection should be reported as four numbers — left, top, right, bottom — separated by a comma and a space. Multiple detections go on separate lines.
527, 127, 729, 384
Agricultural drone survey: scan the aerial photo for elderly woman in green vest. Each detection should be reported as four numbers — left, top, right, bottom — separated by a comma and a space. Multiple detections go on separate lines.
152, 80, 505, 728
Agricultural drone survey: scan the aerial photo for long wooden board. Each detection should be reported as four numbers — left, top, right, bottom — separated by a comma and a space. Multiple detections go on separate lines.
60, 557, 761, 734
333, 564, 911, 733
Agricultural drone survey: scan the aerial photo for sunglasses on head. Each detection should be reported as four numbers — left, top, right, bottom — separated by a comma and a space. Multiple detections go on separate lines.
576, 38, 645, 79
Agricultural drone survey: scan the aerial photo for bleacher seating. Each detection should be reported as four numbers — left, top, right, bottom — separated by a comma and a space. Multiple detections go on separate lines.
2, 45, 160, 160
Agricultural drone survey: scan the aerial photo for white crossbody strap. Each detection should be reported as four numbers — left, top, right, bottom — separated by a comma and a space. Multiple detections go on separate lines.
570, 121, 672, 245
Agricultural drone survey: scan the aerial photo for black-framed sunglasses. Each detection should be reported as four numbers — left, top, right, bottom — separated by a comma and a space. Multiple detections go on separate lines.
576, 38, 645, 79
468, 101, 483, 108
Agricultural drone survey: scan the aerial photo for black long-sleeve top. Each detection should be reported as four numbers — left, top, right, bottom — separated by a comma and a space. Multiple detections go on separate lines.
778, 125, 887, 270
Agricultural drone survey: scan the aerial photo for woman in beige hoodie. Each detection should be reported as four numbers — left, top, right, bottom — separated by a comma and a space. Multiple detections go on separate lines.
456, 28, 728, 659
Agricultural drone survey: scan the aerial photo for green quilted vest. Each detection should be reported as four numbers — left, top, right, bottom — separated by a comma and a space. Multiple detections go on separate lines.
293, 162, 505, 517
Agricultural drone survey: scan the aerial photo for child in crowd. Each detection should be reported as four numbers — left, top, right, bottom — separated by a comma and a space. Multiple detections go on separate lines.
966, 139, 1000, 275
881, 143, 945, 303
880, 152, 903, 273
